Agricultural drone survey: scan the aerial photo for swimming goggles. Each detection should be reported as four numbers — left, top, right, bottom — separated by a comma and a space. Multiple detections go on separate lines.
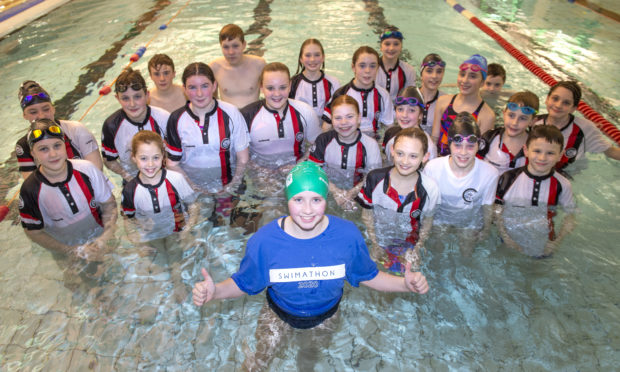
395, 96, 424, 108
380, 30, 403, 41
421, 60, 446, 70
28, 125, 64, 147
449, 134, 478, 145
506, 102, 537, 115
115, 83, 145, 93
20, 92, 51, 108
459, 63, 487, 74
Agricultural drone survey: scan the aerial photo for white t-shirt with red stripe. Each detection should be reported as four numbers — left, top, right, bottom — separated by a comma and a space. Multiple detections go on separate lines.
19, 159, 113, 245
289, 71, 340, 119
375, 59, 416, 103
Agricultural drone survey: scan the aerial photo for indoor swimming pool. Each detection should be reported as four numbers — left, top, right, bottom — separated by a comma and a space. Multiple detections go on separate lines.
0, 0, 619, 370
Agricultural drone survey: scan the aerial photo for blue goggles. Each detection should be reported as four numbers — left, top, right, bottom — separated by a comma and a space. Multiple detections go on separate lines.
20, 92, 51, 109
395, 96, 424, 108
380, 30, 403, 41
506, 102, 537, 115
421, 60, 446, 70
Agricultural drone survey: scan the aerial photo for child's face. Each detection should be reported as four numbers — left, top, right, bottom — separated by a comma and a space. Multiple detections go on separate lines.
395, 104, 422, 129
132, 141, 164, 183
332, 104, 360, 141
261, 71, 290, 112
457, 68, 483, 95
482, 75, 504, 94
524, 138, 563, 176
220, 37, 246, 65
287, 191, 326, 232
380, 38, 402, 61
116, 88, 148, 123
300, 43, 324, 74
352, 53, 379, 89
449, 134, 478, 170
391, 136, 428, 177
32, 138, 67, 175
184, 75, 217, 109
545, 86, 576, 120
23, 102, 55, 122
149, 64, 175, 91
421, 64, 444, 92
503, 103, 534, 138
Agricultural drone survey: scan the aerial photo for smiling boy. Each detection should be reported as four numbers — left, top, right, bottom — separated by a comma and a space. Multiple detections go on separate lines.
147, 54, 187, 113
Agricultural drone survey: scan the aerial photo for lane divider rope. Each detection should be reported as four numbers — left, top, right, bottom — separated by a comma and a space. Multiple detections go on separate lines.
445, 0, 620, 145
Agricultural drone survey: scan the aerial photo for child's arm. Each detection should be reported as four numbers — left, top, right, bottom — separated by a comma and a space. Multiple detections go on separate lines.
493, 204, 524, 253
477, 105, 496, 134
81, 196, 118, 255
604, 146, 620, 161
361, 208, 387, 263
361, 262, 429, 294
224, 148, 249, 193
431, 97, 447, 144
104, 159, 133, 182
166, 160, 201, 192
180, 202, 200, 242
192, 268, 245, 306
84, 151, 104, 171
543, 212, 576, 256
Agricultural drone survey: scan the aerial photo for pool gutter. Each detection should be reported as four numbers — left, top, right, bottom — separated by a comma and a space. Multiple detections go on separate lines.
0, 0, 71, 39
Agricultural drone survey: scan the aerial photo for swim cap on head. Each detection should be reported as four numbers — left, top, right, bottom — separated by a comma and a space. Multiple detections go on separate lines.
461, 54, 488, 80
285, 161, 329, 200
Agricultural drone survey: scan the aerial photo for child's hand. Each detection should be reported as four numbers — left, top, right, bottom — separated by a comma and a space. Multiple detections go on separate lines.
540, 240, 558, 258
192, 268, 215, 306
404, 262, 429, 294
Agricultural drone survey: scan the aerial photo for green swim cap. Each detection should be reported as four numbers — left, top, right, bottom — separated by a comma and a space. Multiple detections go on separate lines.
285, 161, 329, 200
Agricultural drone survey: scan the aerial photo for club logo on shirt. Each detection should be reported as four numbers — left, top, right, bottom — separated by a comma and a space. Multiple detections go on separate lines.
15, 145, 24, 156
295, 132, 304, 143
89, 200, 97, 209
221, 138, 231, 150
462, 188, 477, 203
565, 147, 577, 158
410, 209, 421, 219
478, 138, 487, 151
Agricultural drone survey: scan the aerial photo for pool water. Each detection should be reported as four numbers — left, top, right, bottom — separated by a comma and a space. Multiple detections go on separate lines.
1, 0, 619, 370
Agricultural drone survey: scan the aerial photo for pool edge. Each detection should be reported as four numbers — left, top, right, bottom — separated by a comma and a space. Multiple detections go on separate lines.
0, 0, 71, 39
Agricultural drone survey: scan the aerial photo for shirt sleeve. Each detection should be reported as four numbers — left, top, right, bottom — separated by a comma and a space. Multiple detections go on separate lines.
19, 178, 44, 230
345, 224, 379, 287
229, 104, 250, 152
481, 163, 500, 205
101, 116, 119, 161
87, 163, 113, 203
379, 89, 395, 126
231, 232, 270, 295
308, 132, 329, 163
296, 100, 321, 144
120, 180, 137, 218
165, 112, 184, 162
15, 136, 36, 172
579, 117, 612, 154
66, 121, 99, 156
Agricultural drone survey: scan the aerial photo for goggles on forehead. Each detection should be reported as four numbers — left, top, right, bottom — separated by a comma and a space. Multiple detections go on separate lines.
380, 30, 403, 41
449, 134, 478, 145
20, 92, 51, 109
506, 102, 537, 115
421, 60, 446, 70
459, 63, 487, 74
395, 96, 424, 108
115, 83, 145, 93
28, 125, 64, 148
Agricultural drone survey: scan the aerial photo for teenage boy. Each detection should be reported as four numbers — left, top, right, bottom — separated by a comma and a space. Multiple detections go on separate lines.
209, 24, 266, 108
148, 54, 187, 113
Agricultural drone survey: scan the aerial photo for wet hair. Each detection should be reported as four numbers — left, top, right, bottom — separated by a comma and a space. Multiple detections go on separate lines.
259, 62, 290, 86
115, 68, 147, 94
219, 24, 245, 43
420, 53, 444, 74
148, 53, 175, 72
507, 91, 539, 112
295, 38, 325, 75
182, 62, 215, 86
352, 46, 380, 66
330, 95, 359, 115
526, 125, 564, 149
394, 127, 429, 155
487, 63, 506, 82
548, 81, 581, 107
447, 112, 480, 139
131, 130, 167, 158
395, 86, 424, 106
18, 80, 51, 110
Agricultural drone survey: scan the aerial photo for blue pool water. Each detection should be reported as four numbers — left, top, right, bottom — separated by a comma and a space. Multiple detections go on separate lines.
0, 0, 619, 370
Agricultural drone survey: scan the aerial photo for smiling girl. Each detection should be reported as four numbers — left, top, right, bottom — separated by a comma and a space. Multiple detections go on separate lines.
418, 53, 447, 135
375, 26, 416, 103
432, 54, 495, 156
289, 39, 340, 119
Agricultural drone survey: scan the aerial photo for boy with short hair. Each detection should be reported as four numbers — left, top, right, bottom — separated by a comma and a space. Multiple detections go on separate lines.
209, 24, 266, 108
147, 53, 187, 113
101, 68, 170, 182
478, 91, 538, 174
482, 63, 506, 95
495, 125, 576, 257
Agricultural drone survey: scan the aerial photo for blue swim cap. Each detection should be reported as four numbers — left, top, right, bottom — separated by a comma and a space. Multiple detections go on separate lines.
285, 161, 329, 200
460, 54, 488, 80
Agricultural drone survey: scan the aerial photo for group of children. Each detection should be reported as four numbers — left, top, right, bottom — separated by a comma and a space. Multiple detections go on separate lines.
13, 22, 620, 371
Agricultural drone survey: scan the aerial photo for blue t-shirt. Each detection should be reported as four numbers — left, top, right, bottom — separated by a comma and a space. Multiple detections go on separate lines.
231, 215, 379, 317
